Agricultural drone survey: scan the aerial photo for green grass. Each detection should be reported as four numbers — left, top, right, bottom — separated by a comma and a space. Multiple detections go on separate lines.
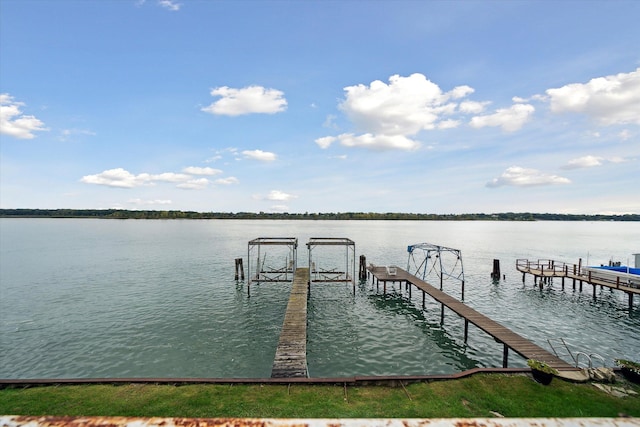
1, 374, 639, 418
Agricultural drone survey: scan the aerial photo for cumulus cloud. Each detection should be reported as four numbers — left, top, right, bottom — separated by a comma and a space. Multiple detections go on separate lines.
267, 190, 296, 201
459, 100, 489, 114
562, 155, 604, 169
317, 73, 520, 151
316, 133, 420, 151
242, 149, 277, 162
562, 155, 629, 169
215, 176, 239, 185
469, 103, 535, 132
201, 85, 287, 116
545, 68, 640, 125
182, 166, 223, 175
80, 168, 219, 189
0, 93, 48, 139
340, 73, 464, 136
486, 166, 571, 187
176, 178, 210, 190
81, 168, 144, 188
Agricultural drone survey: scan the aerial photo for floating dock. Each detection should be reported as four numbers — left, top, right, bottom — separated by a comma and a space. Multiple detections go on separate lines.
271, 267, 309, 378
516, 259, 640, 310
368, 265, 574, 370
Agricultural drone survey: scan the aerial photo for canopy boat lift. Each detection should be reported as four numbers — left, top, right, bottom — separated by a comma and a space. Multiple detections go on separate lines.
406, 242, 466, 300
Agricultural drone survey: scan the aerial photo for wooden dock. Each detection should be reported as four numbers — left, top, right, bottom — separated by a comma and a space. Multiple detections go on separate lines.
516, 259, 639, 310
368, 266, 574, 370
271, 267, 309, 378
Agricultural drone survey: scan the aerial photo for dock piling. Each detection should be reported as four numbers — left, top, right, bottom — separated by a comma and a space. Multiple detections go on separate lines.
491, 259, 501, 280
234, 258, 245, 281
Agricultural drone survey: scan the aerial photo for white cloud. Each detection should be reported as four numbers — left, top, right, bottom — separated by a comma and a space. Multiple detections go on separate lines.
459, 100, 489, 114
437, 119, 460, 130
201, 85, 287, 116
562, 155, 629, 169
486, 166, 571, 187
267, 190, 296, 201
81, 168, 143, 188
340, 73, 462, 136
182, 166, 223, 175
242, 149, 277, 162
0, 93, 48, 139
317, 73, 491, 151
81, 168, 202, 188
158, 0, 181, 11
315, 136, 336, 149
469, 103, 535, 132
146, 172, 191, 183
128, 198, 173, 205
215, 177, 239, 185
177, 178, 209, 190
562, 155, 603, 169
329, 133, 420, 151
545, 68, 640, 125
270, 205, 289, 212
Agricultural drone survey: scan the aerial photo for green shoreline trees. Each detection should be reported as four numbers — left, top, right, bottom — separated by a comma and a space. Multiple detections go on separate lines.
1, 209, 638, 221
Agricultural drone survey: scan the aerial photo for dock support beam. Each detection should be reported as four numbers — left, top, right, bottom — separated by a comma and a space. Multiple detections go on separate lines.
502, 344, 509, 368
464, 319, 469, 343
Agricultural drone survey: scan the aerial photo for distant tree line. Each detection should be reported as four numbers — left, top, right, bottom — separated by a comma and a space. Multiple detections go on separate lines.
1, 209, 638, 221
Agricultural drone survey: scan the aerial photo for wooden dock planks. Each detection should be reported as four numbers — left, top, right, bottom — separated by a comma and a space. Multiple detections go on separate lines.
368, 266, 573, 370
271, 267, 309, 378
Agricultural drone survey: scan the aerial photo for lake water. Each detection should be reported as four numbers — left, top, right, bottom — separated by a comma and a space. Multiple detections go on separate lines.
1, 219, 639, 379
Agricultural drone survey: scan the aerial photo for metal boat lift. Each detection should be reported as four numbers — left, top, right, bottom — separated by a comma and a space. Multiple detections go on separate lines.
406, 242, 466, 299
247, 237, 298, 284
307, 237, 356, 293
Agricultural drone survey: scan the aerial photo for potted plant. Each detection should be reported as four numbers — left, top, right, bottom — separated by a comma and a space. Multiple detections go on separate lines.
615, 359, 640, 384
528, 359, 558, 385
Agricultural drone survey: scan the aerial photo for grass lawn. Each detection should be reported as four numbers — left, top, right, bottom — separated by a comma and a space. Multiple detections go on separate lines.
1, 374, 639, 418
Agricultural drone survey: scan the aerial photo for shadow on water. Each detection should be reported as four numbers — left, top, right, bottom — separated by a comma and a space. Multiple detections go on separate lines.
363, 288, 481, 372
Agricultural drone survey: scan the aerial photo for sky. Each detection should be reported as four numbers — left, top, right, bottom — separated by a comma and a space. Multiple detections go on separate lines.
1, 0, 639, 214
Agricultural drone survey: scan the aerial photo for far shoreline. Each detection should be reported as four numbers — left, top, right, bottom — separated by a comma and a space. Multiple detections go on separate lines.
1, 209, 639, 221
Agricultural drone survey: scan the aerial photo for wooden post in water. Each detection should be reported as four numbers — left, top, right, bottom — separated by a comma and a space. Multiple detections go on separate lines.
235, 258, 245, 281
358, 255, 367, 281
491, 259, 501, 280
502, 344, 509, 368
464, 319, 469, 343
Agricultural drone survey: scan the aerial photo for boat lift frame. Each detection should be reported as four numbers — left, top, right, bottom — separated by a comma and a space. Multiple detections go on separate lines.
248, 237, 298, 284
406, 242, 466, 300
307, 237, 356, 293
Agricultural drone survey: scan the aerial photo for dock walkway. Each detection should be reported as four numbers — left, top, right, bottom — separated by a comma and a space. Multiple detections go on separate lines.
368, 266, 574, 370
271, 267, 309, 378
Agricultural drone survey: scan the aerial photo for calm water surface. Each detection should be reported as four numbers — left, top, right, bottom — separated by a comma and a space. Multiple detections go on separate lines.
1, 219, 638, 379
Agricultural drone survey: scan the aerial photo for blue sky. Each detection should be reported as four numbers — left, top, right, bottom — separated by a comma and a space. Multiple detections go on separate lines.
1, 0, 639, 214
